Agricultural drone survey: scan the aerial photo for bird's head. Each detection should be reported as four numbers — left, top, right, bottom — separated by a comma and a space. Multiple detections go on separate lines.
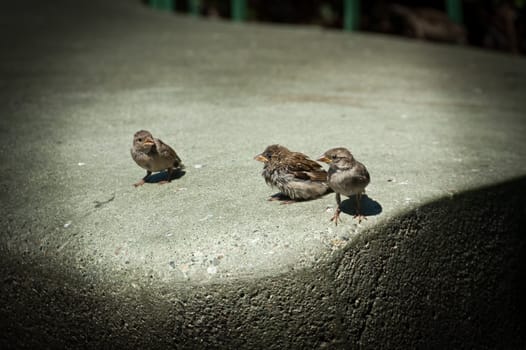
133, 130, 155, 151
317, 147, 354, 168
254, 144, 290, 163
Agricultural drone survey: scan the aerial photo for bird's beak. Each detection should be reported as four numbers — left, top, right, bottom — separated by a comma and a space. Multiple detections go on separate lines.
254, 154, 268, 162
143, 138, 154, 146
317, 155, 332, 164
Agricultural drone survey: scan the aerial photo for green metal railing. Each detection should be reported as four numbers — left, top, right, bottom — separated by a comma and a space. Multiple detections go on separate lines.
150, 0, 174, 11
148, 0, 463, 29
343, 0, 360, 31
446, 0, 463, 24
188, 0, 200, 16
230, 0, 247, 22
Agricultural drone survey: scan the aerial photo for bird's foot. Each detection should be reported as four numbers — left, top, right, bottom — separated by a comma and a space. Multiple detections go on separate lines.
268, 193, 295, 204
353, 214, 367, 223
133, 179, 146, 187
330, 209, 342, 226
157, 180, 170, 185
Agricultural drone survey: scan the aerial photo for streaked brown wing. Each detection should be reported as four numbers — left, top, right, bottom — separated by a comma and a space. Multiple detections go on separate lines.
157, 138, 182, 165
291, 170, 326, 181
288, 152, 327, 182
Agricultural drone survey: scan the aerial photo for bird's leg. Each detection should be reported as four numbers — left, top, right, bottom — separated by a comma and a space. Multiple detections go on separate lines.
353, 193, 367, 223
133, 170, 152, 187
267, 193, 296, 204
331, 193, 342, 225
157, 168, 173, 185
279, 199, 297, 205
268, 193, 284, 201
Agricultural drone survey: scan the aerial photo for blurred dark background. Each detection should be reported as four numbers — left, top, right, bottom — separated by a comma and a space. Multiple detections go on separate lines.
149, 0, 526, 55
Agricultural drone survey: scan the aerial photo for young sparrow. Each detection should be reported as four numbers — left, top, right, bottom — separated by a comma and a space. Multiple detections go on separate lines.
130, 130, 184, 187
254, 144, 331, 203
318, 147, 370, 224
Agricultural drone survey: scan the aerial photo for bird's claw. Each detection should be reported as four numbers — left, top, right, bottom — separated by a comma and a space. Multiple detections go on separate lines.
330, 209, 342, 226
133, 180, 145, 187
353, 214, 367, 223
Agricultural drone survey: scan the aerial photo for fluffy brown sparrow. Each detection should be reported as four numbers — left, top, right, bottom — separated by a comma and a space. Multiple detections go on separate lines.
130, 130, 184, 187
254, 144, 331, 203
318, 148, 370, 224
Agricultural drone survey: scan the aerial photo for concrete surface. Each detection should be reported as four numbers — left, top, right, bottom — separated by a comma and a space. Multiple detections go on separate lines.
1, 0, 526, 348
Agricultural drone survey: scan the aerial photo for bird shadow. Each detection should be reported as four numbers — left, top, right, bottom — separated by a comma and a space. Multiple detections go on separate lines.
144, 169, 186, 184
267, 192, 298, 204
339, 194, 382, 218
268, 192, 333, 204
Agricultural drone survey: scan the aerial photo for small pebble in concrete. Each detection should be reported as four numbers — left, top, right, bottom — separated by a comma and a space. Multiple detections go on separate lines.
193, 164, 205, 169
77, 162, 86, 166
168, 261, 176, 269
207, 265, 218, 274
63, 221, 72, 228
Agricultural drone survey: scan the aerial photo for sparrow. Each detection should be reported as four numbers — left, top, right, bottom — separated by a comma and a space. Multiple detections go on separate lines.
318, 147, 370, 224
254, 144, 331, 203
130, 130, 184, 187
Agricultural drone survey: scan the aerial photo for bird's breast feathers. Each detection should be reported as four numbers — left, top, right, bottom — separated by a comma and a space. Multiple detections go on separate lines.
329, 168, 368, 196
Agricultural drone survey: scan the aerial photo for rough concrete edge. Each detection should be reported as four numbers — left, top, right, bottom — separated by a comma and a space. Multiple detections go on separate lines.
1, 176, 526, 349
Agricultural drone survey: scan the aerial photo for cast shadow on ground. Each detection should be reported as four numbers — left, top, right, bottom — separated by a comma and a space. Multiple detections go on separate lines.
1, 178, 525, 348
339, 194, 382, 218
144, 169, 186, 184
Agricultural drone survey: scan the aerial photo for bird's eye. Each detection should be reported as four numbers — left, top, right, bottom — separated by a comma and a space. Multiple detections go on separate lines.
265, 152, 272, 159
331, 155, 337, 160
137, 138, 142, 142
